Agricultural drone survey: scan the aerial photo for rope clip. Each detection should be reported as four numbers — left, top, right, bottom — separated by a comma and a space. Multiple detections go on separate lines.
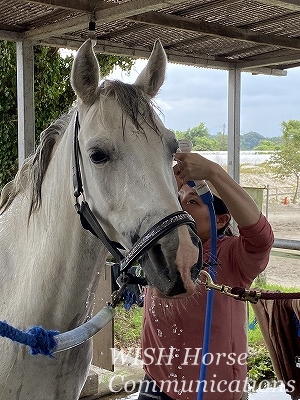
200, 270, 240, 299
200, 270, 260, 304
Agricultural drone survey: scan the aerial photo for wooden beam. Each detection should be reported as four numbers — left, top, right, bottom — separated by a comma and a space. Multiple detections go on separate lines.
238, 51, 300, 69
0, 29, 23, 41
18, 0, 96, 12
23, 0, 188, 40
245, 67, 287, 75
37, 36, 287, 75
127, 11, 300, 51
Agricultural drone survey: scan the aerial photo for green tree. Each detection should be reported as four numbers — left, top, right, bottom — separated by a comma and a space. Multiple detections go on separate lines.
0, 41, 133, 188
253, 140, 280, 151
267, 120, 300, 203
174, 122, 213, 150
185, 122, 209, 142
213, 132, 228, 150
241, 131, 265, 150
193, 136, 218, 151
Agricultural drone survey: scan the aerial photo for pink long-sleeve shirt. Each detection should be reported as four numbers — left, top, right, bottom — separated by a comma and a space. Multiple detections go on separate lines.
141, 213, 274, 400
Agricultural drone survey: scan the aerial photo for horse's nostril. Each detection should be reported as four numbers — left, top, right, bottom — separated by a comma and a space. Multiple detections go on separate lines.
166, 273, 186, 297
151, 243, 171, 281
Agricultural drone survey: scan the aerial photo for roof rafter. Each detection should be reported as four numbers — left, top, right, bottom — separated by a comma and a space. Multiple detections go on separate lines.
127, 11, 300, 51
238, 49, 300, 68
19, 0, 99, 12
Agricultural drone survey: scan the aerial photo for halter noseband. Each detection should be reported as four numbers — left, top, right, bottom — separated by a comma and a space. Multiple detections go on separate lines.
72, 111, 199, 274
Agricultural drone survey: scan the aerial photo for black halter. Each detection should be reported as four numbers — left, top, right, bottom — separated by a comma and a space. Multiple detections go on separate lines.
72, 111, 198, 273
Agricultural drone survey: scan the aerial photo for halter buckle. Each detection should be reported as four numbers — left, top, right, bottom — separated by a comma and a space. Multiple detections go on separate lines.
110, 274, 129, 307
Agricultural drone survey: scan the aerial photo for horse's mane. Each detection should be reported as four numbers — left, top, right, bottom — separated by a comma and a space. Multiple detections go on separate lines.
0, 112, 72, 214
0, 79, 161, 215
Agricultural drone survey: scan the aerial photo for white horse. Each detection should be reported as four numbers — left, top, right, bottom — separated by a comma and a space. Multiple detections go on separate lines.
0, 40, 201, 399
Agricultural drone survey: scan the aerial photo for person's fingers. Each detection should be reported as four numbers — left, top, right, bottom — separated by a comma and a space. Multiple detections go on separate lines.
173, 160, 185, 176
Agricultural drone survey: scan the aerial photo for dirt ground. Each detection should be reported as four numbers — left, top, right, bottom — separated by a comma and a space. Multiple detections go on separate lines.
259, 203, 300, 288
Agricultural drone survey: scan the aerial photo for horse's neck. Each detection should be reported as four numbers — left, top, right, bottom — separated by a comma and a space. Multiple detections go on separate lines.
0, 127, 108, 330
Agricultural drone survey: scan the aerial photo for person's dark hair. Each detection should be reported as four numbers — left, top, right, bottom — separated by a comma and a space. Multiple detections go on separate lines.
213, 195, 233, 236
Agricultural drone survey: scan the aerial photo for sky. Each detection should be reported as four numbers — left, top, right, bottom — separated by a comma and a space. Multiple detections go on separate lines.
107, 59, 300, 138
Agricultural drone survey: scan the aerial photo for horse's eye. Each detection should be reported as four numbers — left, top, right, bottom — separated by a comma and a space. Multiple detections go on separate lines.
89, 149, 110, 164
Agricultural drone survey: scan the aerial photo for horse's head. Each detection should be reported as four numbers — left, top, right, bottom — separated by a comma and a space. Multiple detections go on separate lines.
70, 40, 202, 297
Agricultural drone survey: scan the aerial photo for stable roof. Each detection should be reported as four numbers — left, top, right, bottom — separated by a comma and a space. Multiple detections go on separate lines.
1, 0, 300, 75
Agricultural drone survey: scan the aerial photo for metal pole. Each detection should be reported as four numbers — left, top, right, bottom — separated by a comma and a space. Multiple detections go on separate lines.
227, 67, 241, 235
16, 40, 35, 167
227, 67, 241, 184
265, 184, 269, 219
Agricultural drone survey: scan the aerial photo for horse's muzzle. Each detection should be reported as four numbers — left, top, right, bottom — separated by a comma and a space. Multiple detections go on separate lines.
140, 226, 202, 297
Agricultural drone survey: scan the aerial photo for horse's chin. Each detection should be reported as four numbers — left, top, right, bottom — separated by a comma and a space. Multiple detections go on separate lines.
151, 282, 196, 299
142, 265, 198, 298
141, 255, 201, 298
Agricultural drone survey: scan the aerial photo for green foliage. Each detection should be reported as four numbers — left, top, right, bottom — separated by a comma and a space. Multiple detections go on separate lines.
0, 41, 133, 189
34, 46, 75, 139
174, 123, 280, 152
253, 139, 280, 151
96, 53, 134, 78
174, 122, 218, 151
267, 119, 300, 203
0, 41, 18, 186
241, 131, 265, 150
213, 132, 228, 150
114, 304, 143, 349
248, 345, 276, 383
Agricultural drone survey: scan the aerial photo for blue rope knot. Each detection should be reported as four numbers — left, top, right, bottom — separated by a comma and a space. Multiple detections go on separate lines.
0, 320, 59, 358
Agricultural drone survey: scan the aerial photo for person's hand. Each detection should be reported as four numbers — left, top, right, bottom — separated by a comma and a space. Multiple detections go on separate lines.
174, 152, 218, 184
174, 152, 261, 227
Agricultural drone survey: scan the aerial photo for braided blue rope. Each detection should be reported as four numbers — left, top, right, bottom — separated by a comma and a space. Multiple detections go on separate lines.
0, 320, 59, 357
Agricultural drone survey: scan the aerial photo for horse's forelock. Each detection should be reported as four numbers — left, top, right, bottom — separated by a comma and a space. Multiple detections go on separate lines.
102, 79, 160, 135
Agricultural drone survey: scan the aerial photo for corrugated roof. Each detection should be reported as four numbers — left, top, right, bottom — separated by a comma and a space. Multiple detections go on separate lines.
1, 0, 300, 74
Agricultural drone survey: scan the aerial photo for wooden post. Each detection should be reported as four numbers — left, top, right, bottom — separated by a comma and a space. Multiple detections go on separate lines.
92, 262, 113, 371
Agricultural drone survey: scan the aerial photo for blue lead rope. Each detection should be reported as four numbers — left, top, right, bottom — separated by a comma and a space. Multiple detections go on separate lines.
0, 320, 59, 357
197, 202, 217, 400
187, 181, 217, 400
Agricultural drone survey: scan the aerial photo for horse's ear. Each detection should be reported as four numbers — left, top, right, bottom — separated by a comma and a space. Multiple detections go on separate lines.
134, 40, 167, 98
71, 39, 100, 104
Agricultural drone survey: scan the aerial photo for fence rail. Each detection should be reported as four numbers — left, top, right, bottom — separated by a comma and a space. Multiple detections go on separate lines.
273, 238, 300, 251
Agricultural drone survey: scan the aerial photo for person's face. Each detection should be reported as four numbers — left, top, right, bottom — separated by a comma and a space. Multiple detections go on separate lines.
178, 185, 212, 242
178, 184, 230, 243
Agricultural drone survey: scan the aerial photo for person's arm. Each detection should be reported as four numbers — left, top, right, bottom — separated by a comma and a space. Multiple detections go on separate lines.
174, 152, 260, 227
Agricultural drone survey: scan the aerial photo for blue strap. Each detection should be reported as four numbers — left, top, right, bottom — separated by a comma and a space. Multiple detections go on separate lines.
0, 320, 59, 357
248, 317, 258, 330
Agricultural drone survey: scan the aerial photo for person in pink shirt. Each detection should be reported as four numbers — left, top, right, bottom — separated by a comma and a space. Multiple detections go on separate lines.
138, 152, 274, 400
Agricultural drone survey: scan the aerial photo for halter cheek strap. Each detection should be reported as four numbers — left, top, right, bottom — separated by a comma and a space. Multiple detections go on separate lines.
72, 112, 124, 262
